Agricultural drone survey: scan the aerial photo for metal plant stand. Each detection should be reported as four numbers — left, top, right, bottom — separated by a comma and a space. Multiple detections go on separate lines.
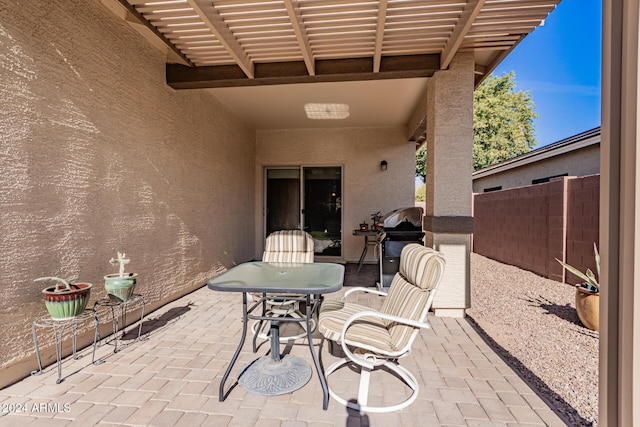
31, 310, 97, 384
92, 294, 146, 363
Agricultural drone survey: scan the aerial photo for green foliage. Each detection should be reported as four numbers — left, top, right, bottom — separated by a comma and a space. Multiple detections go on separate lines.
415, 183, 426, 201
415, 145, 426, 183
473, 72, 539, 171
556, 243, 600, 292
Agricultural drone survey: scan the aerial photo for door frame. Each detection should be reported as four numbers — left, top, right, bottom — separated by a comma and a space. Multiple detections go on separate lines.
263, 165, 344, 261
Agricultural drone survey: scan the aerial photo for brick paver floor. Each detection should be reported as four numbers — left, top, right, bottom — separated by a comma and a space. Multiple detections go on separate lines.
0, 264, 566, 426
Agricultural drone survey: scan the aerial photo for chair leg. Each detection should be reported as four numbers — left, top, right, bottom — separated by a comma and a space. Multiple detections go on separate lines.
357, 366, 372, 407
324, 357, 420, 413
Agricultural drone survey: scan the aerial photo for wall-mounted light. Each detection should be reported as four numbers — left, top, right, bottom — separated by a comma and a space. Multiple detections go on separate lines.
380, 160, 388, 171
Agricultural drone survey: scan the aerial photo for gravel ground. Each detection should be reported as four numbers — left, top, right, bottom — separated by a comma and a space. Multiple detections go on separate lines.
467, 253, 599, 426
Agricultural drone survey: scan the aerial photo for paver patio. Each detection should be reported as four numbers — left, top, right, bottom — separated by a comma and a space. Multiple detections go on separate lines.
0, 265, 566, 426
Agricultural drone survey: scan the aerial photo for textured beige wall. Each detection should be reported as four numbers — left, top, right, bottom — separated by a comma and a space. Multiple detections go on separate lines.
472, 145, 600, 192
424, 53, 474, 315
255, 127, 416, 262
425, 53, 474, 217
0, 0, 255, 385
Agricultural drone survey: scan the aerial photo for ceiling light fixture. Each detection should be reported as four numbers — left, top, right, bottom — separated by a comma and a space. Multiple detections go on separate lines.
304, 103, 350, 120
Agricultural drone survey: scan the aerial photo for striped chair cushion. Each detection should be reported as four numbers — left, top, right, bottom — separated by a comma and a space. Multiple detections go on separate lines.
397, 244, 440, 291
262, 230, 314, 263
318, 244, 445, 355
318, 300, 394, 353
381, 244, 444, 349
379, 275, 430, 350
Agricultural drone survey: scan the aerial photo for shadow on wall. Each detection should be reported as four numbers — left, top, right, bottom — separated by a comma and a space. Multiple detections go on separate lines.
0, 3, 253, 381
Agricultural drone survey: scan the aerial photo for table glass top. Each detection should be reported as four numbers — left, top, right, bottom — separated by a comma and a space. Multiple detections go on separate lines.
207, 262, 344, 294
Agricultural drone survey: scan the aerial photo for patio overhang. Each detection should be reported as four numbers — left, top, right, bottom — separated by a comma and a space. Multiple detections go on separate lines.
166, 54, 441, 89
106, 0, 560, 90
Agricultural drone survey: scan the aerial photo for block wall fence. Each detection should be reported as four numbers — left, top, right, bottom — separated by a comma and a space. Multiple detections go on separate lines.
472, 174, 600, 285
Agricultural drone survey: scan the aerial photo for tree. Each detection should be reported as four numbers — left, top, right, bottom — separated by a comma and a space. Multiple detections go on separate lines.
415, 183, 426, 201
416, 71, 537, 179
415, 145, 426, 183
473, 72, 538, 170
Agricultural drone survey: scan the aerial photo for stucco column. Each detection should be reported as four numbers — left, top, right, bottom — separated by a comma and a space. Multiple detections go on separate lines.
424, 52, 474, 317
601, 1, 640, 425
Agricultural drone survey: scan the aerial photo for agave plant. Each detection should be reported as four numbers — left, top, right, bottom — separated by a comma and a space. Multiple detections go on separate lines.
556, 243, 600, 293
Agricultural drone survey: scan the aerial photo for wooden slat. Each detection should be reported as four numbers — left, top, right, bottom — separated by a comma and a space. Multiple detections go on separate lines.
143, 11, 200, 19
284, 0, 315, 75
114, 0, 193, 65
167, 54, 440, 88
372, 0, 388, 72
228, 22, 292, 31
187, 0, 254, 78
440, 0, 485, 69
135, 4, 194, 13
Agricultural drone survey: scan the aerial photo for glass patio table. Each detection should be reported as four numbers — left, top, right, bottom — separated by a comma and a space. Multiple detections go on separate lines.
208, 261, 344, 410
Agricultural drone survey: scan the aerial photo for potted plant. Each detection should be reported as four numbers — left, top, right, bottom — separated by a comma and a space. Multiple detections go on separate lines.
36, 276, 93, 320
104, 252, 137, 302
556, 243, 600, 331
371, 211, 383, 230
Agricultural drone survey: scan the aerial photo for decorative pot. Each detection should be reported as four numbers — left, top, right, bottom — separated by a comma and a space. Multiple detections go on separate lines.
575, 284, 599, 331
104, 273, 137, 302
42, 282, 93, 320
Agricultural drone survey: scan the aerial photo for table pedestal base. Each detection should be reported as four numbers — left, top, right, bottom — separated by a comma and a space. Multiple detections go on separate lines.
238, 354, 311, 395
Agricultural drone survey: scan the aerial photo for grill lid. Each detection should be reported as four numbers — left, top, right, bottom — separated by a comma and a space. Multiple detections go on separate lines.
381, 207, 423, 229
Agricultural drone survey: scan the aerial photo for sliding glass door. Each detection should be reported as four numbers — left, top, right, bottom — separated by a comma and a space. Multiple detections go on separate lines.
265, 166, 342, 257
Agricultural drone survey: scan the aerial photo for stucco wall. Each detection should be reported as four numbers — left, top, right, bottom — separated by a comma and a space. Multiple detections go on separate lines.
473, 144, 600, 193
255, 127, 416, 262
0, 0, 255, 385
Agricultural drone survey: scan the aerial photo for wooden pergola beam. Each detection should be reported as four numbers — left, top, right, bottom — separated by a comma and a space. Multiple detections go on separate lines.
441, 0, 486, 69
187, 0, 254, 78
167, 54, 440, 89
373, 0, 389, 73
112, 0, 193, 66
283, 0, 315, 76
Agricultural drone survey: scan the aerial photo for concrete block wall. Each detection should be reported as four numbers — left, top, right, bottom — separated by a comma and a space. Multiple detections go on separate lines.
565, 174, 600, 284
473, 175, 600, 285
0, 0, 255, 386
473, 182, 552, 277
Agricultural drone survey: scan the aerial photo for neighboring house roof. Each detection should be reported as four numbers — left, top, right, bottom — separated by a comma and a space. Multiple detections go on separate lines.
471, 127, 601, 193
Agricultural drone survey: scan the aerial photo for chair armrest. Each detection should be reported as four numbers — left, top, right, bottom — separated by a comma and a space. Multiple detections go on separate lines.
338, 310, 431, 368
342, 310, 431, 335
342, 287, 387, 301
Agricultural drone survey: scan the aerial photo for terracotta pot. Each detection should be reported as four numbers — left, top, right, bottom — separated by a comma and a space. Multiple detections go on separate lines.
42, 282, 92, 320
104, 273, 137, 302
575, 284, 599, 331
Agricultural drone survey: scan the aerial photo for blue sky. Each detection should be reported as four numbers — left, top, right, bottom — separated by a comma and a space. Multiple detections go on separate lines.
492, 0, 602, 148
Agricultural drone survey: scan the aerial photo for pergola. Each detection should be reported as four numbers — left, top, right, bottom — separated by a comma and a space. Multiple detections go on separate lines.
112, 0, 557, 88
1, 0, 639, 424
98, 0, 562, 320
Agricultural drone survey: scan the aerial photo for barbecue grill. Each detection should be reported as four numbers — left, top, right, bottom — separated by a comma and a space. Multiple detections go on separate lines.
378, 207, 425, 290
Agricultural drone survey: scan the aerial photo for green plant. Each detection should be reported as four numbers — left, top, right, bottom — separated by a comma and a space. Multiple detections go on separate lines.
556, 243, 600, 293
415, 183, 426, 202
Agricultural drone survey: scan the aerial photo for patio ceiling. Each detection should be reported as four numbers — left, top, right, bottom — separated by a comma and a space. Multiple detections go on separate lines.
105, 0, 560, 129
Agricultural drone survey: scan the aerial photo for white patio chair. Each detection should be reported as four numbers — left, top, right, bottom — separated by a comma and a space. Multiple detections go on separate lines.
318, 243, 445, 413
251, 230, 316, 348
